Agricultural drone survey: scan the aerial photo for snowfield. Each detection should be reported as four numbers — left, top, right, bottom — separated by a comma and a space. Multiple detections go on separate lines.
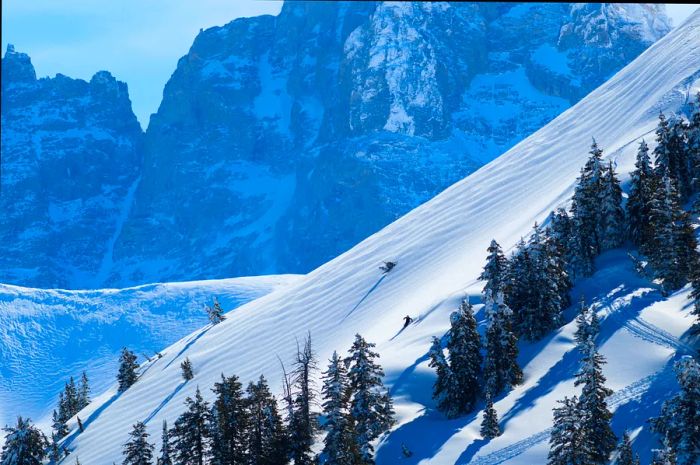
47, 9, 700, 465
0, 275, 301, 433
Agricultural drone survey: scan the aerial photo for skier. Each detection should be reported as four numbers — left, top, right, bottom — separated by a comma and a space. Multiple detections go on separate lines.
403, 315, 413, 329
380, 261, 396, 273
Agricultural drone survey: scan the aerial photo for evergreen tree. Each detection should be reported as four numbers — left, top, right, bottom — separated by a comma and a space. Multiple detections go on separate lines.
574, 298, 599, 351
575, 341, 616, 465
52, 407, 68, 439
651, 446, 678, 465
547, 396, 586, 465
288, 335, 318, 465
600, 160, 625, 250
651, 357, 700, 465
513, 225, 567, 340
209, 374, 249, 465
655, 113, 692, 199
118, 348, 139, 392
480, 394, 501, 439
482, 291, 522, 396
690, 266, 700, 329
157, 420, 172, 465
48, 433, 65, 464
246, 376, 287, 465
181, 358, 194, 381
78, 371, 90, 410
549, 209, 575, 282
479, 240, 509, 298
122, 421, 154, 465
64, 377, 79, 417
687, 93, 700, 191
648, 175, 698, 291
0, 417, 48, 465
444, 300, 482, 416
207, 299, 226, 325
319, 351, 354, 465
569, 140, 605, 278
170, 387, 212, 465
627, 140, 656, 250
427, 336, 452, 414
615, 431, 640, 465
345, 334, 395, 464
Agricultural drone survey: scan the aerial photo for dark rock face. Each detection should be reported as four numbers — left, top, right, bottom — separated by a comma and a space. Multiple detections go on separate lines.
1, 45, 143, 287
0, 3, 671, 288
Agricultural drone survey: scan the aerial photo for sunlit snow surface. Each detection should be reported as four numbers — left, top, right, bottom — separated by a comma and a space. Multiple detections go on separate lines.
0, 275, 301, 431
12, 10, 700, 465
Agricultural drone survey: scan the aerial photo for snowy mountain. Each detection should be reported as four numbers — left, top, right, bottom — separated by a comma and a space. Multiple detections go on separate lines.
0, 45, 144, 288
0, 274, 301, 432
58, 9, 700, 465
0, 3, 671, 289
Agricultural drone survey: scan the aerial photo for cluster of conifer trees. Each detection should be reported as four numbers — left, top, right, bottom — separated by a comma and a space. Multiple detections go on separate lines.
117, 333, 394, 465
428, 96, 700, 462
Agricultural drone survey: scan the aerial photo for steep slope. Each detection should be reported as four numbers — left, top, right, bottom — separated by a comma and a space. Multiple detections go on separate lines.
62, 10, 700, 464
0, 274, 301, 431
0, 45, 144, 289
111, 2, 670, 286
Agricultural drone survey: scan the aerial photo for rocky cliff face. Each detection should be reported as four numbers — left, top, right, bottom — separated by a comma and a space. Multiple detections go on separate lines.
0, 3, 671, 288
0, 45, 143, 287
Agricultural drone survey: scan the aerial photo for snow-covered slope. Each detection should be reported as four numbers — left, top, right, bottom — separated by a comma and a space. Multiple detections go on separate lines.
62, 10, 700, 464
0, 274, 301, 432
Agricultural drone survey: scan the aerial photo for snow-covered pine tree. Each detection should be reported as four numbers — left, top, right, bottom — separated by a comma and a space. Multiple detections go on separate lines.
651, 446, 678, 465
246, 375, 287, 465
445, 300, 482, 416
547, 396, 586, 465
549, 209, 576, 282
48, 433, 65, 464
170, 387, 212, 465
207, 298, 226, 325
483, 291, 522, 396
209, 374, 249, 465
569, 140, 606, 278
117, 348, 139, 392
345, 334, 395, 464
627, 140, 657, 250
544, 226, 572, 310
503, 237, 532, 319
690, 266, 700, 329
288, 334, 318, 465
649, 175, 697, 291
574, 298, 599, 351
78, 371, 90, 410
516, 225, 565, 340
651, 356, 700, 465
64, 377, 79, 416
615, 431, 640, 465
52, 406, 68, 439
575, 340, 617, 465
319, 351, 354, 465
600, 160, 625, 250
428, 336, 452, 414
181, 358, 194, 381
687, 93, 700, 191
479, 239, 509, 298
122, 421, 154, 465
480, 394, 501, 439
0, 417, 48, 465
157, 420, 172, 465
655, 112, 692, 200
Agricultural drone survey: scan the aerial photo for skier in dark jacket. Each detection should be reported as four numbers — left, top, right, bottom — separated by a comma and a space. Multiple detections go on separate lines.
380, 261, 396, 273
403, 315, 413, 329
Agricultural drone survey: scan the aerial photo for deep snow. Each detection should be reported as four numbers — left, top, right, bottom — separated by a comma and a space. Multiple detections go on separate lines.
0, 275, 301, 433
31, 9, 700, 465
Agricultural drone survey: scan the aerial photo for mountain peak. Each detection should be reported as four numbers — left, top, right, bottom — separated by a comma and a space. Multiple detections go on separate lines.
2, 44, 36, 85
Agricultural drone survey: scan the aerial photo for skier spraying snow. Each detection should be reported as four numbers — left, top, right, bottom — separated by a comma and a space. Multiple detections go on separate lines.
380, 261, 396, 273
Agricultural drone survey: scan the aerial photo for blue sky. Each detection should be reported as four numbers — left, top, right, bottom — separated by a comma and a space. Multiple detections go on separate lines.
2, 2, 697, 129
